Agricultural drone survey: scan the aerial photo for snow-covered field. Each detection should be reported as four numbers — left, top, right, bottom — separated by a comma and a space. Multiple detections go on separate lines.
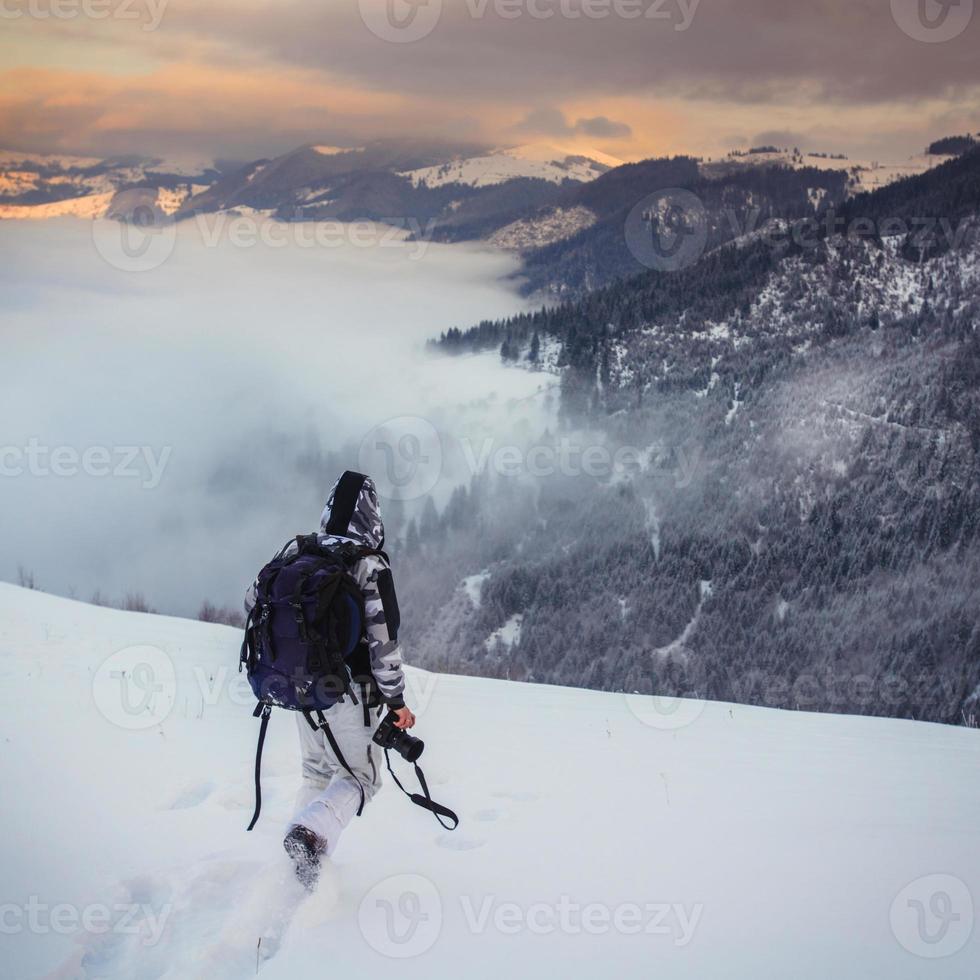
1, 582, 978, 979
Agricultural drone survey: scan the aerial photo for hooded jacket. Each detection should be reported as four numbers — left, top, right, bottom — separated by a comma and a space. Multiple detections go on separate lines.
245, 471, 406, 709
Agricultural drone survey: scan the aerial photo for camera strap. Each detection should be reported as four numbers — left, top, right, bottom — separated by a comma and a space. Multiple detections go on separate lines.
383, 749, 460, 831
306, 708, 366, 817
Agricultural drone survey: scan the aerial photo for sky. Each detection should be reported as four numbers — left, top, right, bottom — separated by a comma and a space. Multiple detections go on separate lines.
0, 0, 978, 164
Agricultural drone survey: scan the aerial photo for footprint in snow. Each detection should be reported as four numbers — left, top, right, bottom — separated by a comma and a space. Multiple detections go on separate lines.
60, 858, 315, 980
473, 808, 505, 822
166, 781, 215, 810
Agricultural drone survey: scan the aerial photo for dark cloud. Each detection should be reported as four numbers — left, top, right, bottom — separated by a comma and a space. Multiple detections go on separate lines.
576, 116, 633, 139
513, 107, 574, 137
513, 107, 632, 140
750, 131, 810, 150
201, 0, 978, 106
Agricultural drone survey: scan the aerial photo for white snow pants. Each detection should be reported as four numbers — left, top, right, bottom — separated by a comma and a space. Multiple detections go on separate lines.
290, 696, 382, 855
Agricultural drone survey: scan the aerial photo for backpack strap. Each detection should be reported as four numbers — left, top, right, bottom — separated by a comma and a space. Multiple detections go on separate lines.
360, 682, 371, 727
382, 750, 459, 831
239, 605, 256, 673
246, 703, 272, 831
303, 709, 366, 817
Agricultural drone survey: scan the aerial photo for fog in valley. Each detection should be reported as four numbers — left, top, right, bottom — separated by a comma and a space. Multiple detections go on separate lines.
0, 218, 555, 615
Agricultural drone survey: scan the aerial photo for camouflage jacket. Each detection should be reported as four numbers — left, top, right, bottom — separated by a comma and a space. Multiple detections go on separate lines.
245, 473, 406, 708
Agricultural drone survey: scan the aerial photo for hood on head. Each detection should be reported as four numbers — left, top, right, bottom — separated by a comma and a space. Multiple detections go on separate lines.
320, 470, 384, 549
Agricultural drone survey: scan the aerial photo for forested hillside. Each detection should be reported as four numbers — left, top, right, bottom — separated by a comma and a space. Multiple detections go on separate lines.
517, 159, 850, 296
407, 150, 980, 726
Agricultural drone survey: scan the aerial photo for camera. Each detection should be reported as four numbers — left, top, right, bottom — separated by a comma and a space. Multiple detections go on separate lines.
373, 710, 425, 763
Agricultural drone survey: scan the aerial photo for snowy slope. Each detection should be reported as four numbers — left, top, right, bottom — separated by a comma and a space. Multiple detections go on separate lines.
1, 582, 978, 979
0, 192, 117, 220
0, 185, 208, 220
0, 149, 219, 219
489, 204, 597, 251
402, 143, 621, 188
702, 149, 954, 195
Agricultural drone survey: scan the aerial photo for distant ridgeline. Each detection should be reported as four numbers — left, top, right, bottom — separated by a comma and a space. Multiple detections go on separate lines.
412, 148, 980, 727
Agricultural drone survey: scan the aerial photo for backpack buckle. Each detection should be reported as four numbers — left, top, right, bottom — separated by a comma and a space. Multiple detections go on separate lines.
291, 602, 308, 643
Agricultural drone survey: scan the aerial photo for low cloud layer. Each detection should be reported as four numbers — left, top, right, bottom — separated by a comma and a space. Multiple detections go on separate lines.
0, 218, 554, 614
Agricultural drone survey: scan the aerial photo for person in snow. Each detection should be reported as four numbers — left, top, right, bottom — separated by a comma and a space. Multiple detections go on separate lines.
245, 471, 414, 883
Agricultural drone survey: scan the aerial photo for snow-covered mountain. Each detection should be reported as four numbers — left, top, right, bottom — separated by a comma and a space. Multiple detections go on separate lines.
0, 149, 220, 219
701, 147, 958, 195
2, 582, 978, 978
401, 143, 621, 188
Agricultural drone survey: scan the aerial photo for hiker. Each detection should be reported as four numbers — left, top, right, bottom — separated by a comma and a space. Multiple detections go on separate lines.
243, 471, 415, 885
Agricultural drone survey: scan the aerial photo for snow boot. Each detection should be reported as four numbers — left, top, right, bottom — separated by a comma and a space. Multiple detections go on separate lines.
283, 825, 327, 891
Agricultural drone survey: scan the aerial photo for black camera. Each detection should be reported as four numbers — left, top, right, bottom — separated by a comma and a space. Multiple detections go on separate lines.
373, 711, 424, 763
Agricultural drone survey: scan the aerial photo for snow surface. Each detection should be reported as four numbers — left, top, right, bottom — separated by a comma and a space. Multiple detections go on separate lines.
2, 582, 979, 979
484, 613, 523, 651
311, 145, 358, 157
402, 144, 620, 188
462, 571, 490, 609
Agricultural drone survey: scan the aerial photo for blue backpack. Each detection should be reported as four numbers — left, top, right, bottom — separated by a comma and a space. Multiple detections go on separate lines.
240, 533, 384, 829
